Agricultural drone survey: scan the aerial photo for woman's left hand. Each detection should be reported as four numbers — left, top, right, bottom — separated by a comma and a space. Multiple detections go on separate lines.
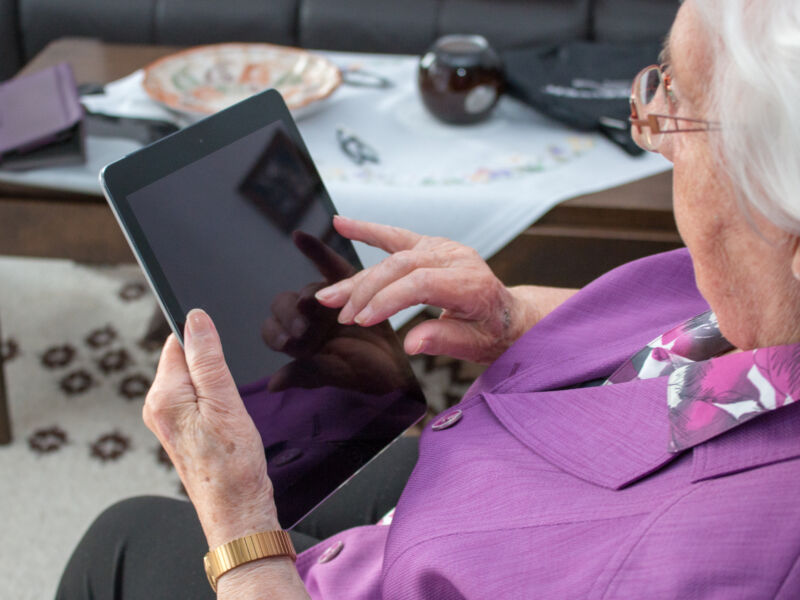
143, 308, 279, 549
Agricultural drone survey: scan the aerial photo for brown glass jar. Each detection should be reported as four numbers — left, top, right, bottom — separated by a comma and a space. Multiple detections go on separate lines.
418, 34, 504, 125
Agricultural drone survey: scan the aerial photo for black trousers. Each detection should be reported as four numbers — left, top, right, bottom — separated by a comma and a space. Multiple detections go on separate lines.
56, 436, 419, 600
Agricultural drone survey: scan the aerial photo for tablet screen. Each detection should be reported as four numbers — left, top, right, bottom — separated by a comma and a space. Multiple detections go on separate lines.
103, 92, 426, 527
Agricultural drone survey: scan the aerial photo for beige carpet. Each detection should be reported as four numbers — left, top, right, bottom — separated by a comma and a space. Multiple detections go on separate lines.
0, 256, 180, 599
0, 255, 474, 599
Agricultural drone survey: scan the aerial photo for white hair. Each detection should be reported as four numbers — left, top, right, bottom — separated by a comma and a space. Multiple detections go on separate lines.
692, 0, 800, 235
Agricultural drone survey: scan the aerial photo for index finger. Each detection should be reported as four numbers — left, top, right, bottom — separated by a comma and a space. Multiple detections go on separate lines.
292, 230, 355, 282
333, 215, 423, 254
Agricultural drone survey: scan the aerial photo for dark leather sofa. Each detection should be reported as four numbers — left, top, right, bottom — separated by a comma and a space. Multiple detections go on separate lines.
0, 0, 679, 81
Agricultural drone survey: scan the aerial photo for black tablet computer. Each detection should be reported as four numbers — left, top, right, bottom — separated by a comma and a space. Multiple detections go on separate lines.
100, 89, 427, 528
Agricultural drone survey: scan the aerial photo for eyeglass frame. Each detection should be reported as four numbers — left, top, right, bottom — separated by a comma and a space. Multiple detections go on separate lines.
629, 64, 720, 150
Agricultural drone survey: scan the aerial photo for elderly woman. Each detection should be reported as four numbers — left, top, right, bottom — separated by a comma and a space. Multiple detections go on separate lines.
58, 0, 800, 598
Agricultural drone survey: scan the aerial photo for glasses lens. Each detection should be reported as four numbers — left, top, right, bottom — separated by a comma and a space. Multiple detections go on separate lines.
631, 66, 664, 151
641, 68, 661, 105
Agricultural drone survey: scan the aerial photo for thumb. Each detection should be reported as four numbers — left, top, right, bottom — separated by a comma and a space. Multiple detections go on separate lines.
183, 308, 239, 402
404, 319, 489, 363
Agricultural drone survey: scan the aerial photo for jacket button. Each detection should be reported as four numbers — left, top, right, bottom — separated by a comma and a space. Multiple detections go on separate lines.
431, 409, 462, 431
317, 540, 344, 564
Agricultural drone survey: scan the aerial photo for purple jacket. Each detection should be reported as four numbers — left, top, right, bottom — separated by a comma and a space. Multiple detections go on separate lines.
295, 249, 800, 599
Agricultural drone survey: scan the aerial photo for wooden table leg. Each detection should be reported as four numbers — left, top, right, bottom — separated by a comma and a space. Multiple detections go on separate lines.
0, 319, 11, 445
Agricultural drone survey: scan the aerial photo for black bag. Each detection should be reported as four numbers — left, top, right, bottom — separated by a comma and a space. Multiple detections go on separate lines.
502, 41, 661, 156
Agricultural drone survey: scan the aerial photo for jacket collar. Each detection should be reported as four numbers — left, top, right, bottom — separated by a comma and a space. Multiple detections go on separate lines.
690, 400, 800, 482
483, 377, 676, 490
483, 377, 800, 490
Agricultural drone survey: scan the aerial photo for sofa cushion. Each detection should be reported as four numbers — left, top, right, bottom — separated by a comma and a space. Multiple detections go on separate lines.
439, 0, 591, 49
299, 0, 440, 54
19, 0, 157, 59
0, 0, 21, 80
593, 0, 679, 43
299, 0, 592, 55
154, 0, 298, 47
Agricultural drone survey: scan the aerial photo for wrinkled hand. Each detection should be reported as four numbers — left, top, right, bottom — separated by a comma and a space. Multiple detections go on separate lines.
143, 309, 279, 549
262, 231, 411, 393
315, 216, 528, 364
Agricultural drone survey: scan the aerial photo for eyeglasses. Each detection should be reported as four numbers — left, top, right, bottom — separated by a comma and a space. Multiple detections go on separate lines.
629, 64, 720, 152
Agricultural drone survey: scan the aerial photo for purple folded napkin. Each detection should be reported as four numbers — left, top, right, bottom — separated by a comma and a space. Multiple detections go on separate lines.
0, 62, 85, 170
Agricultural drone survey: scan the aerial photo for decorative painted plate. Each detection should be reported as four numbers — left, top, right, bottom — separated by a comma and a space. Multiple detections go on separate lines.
142, 43, 341, 117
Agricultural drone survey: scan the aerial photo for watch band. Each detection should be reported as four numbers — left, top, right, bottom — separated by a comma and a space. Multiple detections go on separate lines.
203, 530, 296, 592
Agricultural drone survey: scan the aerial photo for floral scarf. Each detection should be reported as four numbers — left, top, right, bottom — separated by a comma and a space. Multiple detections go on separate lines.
606, 310, 800, 452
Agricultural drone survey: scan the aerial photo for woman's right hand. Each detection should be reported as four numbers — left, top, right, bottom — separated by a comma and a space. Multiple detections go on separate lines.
314, 216, 539, 364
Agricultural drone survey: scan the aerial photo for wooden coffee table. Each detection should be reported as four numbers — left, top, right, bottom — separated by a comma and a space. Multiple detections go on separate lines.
0, 38, 681, 288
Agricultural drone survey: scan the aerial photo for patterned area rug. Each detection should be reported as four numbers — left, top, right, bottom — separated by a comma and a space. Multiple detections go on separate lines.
0, 255, 478, 599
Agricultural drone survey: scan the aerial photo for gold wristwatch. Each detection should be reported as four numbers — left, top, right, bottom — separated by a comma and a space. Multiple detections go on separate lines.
203, 530, 296, 592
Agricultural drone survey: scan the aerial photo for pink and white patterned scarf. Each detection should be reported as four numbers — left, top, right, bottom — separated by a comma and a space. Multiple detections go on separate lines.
606, 310, 800, 452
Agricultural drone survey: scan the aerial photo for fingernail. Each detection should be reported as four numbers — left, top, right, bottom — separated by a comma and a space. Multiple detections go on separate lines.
290, 316, 308, 338
338, 307, 353, 324
186, 308, 212, 338
275, 331, 289, 350
354, 306, 373, 326
315, 287, 334, 301
333, 215, 349, 223
410, 338, 426, 355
